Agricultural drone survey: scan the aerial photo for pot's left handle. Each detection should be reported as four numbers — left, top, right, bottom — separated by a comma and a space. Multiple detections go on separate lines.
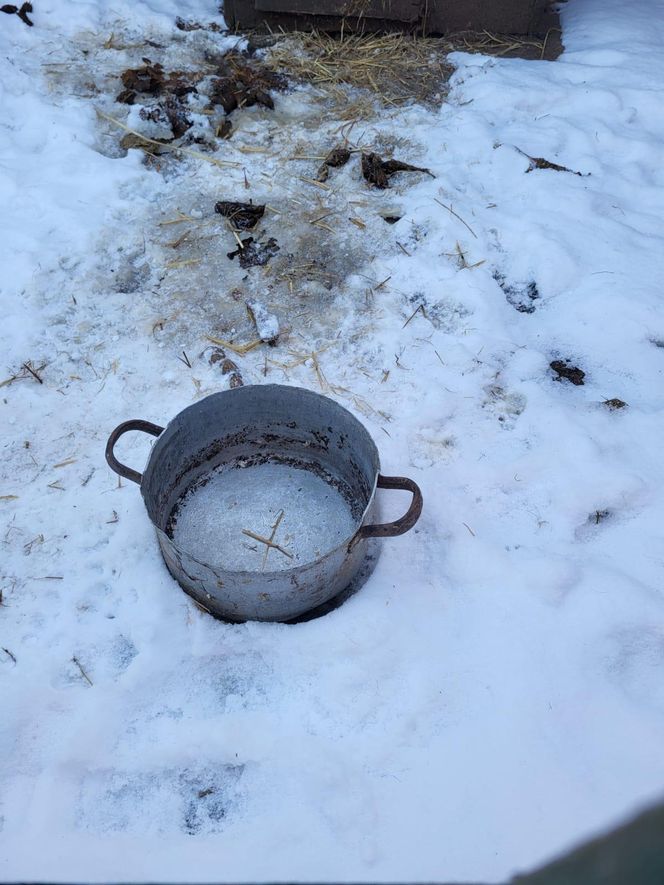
105, 420, 164, 485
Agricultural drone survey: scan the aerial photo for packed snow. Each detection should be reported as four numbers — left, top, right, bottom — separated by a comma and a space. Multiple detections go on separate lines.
1, 0, 664, 881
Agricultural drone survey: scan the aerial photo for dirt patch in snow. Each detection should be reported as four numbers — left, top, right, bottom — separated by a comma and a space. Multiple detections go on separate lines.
550, 359, 586, 386
39, 24, 445, 418
494, 272, 540, 314
227, 236, 280, 268
113, 49, 287, 148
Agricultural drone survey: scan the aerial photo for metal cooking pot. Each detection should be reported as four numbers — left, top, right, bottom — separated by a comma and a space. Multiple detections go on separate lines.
105, 385, 422, 622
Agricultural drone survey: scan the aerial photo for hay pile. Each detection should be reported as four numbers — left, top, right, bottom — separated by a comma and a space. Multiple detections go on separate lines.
269, 31, 454, 106
269, 28, 551, 108
448, 29, 553, 59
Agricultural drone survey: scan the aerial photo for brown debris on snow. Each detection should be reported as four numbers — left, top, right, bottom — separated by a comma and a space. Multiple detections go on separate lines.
115, 61, 203, 144
117, 61, 201, 105
114, 50, 288, 156
207, 51, 287, 115
1, 1, 33, 26
139, 97, 192, 139
175, 16, 223, 33
504, 145, 589, 177
550, 360, 586, 386
317, 146, 351, 182
361, 152, 432, 189
214, 201, 265, 231
208, 346, 244, 387
525, 154, 587, 176
221, 356, 244, 388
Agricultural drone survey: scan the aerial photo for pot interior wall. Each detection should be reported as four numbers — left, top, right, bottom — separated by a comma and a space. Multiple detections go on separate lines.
140, 386, 380, 540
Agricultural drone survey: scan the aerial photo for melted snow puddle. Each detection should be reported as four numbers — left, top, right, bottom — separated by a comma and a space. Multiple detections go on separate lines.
170, 462, 357, 571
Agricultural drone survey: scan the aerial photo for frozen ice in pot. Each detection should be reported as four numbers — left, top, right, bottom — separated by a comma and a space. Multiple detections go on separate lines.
169, 461, 358, 572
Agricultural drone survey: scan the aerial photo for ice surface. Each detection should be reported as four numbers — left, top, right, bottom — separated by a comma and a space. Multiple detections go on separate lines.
170, 462, 357, 570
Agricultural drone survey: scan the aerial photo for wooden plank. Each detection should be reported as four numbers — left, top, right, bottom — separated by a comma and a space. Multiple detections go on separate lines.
228, 0, 554, 37
255, 0, 422, 22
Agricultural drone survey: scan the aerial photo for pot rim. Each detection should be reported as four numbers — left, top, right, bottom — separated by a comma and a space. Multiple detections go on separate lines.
142, 385, 381, 577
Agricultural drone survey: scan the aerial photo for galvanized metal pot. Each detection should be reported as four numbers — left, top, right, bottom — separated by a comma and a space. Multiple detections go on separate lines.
105, 385, 422, 622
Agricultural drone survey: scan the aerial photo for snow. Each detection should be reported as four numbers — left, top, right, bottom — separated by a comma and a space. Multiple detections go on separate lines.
245, 298, 280, 344
2, 0, 664, 881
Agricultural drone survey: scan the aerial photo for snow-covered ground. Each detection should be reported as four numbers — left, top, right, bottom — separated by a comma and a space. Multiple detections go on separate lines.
2, 0, 664, 881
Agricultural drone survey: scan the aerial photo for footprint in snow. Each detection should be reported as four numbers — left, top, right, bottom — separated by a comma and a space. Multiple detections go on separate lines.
409, 426, 456, 470
605, 626, 664, 715
75, 765, 244, 835
493, 271, 540, 314
574, 508, 614, 541
482, 383, 527, 428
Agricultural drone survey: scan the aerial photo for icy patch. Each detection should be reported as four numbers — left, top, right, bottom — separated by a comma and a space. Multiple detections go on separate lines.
170, 462, 357, 571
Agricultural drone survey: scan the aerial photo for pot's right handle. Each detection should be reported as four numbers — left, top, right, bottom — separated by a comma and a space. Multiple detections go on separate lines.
359, 475, 423, 538
105, 419, 164, 485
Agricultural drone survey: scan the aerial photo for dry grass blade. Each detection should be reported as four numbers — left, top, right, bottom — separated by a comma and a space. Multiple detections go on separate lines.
271, 342, 336, 374
454, 241, 485, 269
242, 528, 293, 560
434, 198, 477, 238
206, 336, 262, 355
403, 304, 425, 328
166, 258, 200, 269
228, 225, 245, 250
96, 109, 241, 168
192, 598, 213, 615
72, 655, 93, 686
159, 213, 199, 226
262, 509, 285, 570
310, 350, 328, 391
1, 361, 47, 388
166, 229, 192, 248
22, 362, 44, 383
451, 28, 546, 57
299, 176, 332, 191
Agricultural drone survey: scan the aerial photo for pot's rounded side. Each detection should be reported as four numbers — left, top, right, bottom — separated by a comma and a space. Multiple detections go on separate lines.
138, 385, 381, 622
156, 523, 371, 622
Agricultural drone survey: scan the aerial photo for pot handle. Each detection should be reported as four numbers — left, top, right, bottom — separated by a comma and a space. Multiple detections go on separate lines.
359, 475, 423, 538
105, 419, 164, 485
